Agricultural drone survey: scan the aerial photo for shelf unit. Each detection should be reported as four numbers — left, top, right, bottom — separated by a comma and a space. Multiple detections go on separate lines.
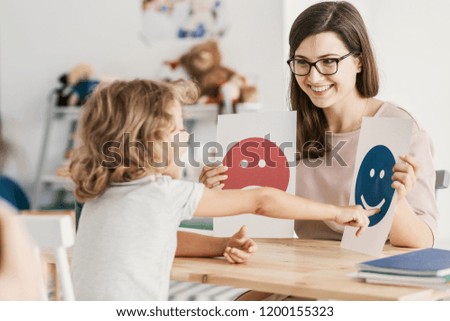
32, 104, 80, 209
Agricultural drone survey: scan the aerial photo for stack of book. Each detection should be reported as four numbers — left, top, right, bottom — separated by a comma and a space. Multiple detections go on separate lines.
353, 248, 450, 289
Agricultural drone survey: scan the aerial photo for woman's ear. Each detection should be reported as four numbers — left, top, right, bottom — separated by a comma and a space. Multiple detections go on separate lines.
356, 55, 363, 73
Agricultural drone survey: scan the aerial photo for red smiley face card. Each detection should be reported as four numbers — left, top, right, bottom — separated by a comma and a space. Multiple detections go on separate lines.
214, 111, 297, 238
222, 137, 290, 191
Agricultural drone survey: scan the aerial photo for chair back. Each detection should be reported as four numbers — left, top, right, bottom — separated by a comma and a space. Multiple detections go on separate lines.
435, 170, 450, 197
19, 215, 75, 300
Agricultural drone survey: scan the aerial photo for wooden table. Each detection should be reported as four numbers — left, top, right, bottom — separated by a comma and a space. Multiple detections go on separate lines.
171, 239, 450, 301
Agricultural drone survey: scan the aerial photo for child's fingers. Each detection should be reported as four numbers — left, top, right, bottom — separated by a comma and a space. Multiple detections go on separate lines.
223, 251, 236, 264
349, 216, 368, 237
243, 239, 257, 253
232, 225, 248, 242
366, 207, 380, 217
226, 248, 251, 263
355, 225, 365, 237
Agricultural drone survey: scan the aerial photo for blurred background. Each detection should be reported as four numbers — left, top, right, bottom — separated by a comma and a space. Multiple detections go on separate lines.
1, 0, 449, 246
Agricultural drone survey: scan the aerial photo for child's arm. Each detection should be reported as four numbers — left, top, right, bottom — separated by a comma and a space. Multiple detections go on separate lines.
176, 226, 257, 264
195, 187, 378, 237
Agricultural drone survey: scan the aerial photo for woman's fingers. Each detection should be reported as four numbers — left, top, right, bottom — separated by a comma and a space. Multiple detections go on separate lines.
206, 175, 228, 187
199, 165, 228, 187
399, 154, 420, 174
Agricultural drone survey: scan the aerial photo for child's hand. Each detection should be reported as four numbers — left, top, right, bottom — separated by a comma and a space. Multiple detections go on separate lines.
223, 225, 257, 264
391, 155, 420, 200
335, 206, 379, 237
199, 164, 228, 189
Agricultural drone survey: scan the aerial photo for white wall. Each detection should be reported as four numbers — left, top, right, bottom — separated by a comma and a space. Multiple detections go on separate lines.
1, 0, 448, 244
0, 0, 285, 194
284, 0, 450, 246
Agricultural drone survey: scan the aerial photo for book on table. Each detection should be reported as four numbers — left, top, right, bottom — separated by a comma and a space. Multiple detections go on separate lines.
357, 248, 450, 277
353, 270, 450, 289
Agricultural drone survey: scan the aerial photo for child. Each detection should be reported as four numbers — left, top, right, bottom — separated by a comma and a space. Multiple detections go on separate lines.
0, 200, 42, 300
69, 79, 376, 301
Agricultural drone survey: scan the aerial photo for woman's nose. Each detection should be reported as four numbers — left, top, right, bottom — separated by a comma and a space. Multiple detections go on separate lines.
307, 65, 324, 82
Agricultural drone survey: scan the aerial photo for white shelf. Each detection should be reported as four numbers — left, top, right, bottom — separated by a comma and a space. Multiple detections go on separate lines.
41, 175, 74, 189
182, 102, 261, 121
51, 106, 82, 118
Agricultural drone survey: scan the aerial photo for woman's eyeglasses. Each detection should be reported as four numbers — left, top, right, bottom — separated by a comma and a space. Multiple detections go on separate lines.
287, 52, 356, 76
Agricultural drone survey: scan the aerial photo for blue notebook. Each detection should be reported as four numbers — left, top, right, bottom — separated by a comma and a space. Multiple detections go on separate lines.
358, 248, 450, 277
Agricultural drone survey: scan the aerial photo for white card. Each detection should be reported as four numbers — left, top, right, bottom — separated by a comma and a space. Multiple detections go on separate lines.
340, 117, 413, 256
213, 111, 296, 238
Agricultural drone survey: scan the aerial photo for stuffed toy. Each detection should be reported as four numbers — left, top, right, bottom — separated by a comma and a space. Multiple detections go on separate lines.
67, 63, 99, 106
54, 74, 73, 106
165, 40, 257, 113
54, 63, 99, 107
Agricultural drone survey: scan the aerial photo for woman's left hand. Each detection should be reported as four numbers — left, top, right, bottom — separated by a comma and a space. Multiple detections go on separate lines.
391, 155, 420, 200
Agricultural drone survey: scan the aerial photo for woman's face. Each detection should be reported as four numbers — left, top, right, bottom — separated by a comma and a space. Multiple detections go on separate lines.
294, 32, 361, 110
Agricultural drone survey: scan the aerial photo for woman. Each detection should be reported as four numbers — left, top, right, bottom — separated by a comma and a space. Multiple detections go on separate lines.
200, 1, 437, 248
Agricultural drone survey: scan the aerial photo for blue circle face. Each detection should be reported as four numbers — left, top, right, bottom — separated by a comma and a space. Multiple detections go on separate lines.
355, 145, 395, 227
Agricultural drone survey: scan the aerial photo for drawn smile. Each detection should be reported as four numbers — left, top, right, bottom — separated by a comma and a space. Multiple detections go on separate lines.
360, 194, 385, 210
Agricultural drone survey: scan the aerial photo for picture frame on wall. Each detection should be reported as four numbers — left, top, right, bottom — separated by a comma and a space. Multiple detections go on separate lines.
141, 0, 229, 45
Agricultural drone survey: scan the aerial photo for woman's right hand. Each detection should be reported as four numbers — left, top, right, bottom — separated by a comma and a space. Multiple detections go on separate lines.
334, 205, 379, 237
199, 164, 229, 189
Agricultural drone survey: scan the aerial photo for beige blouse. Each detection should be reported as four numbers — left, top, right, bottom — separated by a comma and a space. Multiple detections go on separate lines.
294, 101, 438, 241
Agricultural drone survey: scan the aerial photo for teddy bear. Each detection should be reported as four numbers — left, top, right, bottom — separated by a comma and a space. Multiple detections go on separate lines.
164, 40, 258, 113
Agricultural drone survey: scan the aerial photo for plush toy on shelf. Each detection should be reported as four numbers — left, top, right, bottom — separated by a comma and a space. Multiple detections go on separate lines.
54, 63, 99, 107
164, 40, 258, 113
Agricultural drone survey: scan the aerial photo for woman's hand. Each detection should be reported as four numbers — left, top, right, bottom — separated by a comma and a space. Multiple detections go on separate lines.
391, 155, 420, 200
199, 164, 228, 189
223, 225, 257, 264
334, 205, 379, 237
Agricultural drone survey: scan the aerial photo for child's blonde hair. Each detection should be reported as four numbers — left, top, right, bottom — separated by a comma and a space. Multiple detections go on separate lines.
70, 79, 199, 202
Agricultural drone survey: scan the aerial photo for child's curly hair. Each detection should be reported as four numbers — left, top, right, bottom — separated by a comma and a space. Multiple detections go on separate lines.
70, 79, 199, 202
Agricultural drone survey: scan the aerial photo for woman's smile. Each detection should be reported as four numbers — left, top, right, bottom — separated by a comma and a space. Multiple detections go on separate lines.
309, 84, 333, 94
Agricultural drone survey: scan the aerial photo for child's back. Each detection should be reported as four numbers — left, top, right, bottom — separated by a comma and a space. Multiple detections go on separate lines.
72, 175, 204, 300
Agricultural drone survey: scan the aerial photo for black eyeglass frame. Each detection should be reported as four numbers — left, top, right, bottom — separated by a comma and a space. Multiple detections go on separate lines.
286, 52, 357, 76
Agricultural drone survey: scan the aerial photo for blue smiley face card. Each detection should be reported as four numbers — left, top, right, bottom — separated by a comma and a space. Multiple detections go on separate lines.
341, 117, 413, 257
355, 145, 396, 227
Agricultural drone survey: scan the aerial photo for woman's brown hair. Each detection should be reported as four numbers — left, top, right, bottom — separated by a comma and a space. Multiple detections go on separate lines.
70, 79, 198, 202
288, 1, 379, 159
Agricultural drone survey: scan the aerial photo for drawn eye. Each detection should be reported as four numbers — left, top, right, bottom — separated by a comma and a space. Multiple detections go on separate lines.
240, 160, 249, 168
370, 168, 375, 177
379, 169, 385, 179
258, 159, 266, 168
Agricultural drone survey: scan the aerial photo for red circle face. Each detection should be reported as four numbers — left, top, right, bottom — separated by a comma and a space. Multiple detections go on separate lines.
222, 137, 290, 191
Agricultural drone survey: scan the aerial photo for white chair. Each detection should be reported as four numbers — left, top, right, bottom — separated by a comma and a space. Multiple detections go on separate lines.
19, 215, 75, 301
435, 169, 449, 197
